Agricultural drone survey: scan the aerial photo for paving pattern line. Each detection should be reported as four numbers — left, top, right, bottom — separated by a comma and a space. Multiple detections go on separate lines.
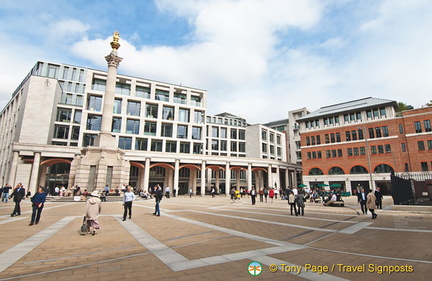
0, 216, 75, 273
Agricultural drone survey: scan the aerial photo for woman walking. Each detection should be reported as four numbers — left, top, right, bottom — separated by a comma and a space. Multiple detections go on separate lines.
29, 186, 46, 225
84, 190, 102, 235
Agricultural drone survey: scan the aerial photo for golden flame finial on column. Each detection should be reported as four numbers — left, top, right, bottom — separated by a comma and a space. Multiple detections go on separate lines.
110, 31, 121, 50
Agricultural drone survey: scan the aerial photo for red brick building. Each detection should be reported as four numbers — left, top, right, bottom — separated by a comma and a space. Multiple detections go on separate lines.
297, 97, 432, 195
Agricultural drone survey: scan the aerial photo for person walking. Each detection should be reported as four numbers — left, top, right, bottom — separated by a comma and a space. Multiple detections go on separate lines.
269, 188, 275, 203
2, 184, 11, 203
211, 187, 215, 198
287, 191, 298, 216
357, 187, 368, 215
296, 188, 305, 216
250, 187, 257, 205
374, 187, 383, 209
367, 189, 378, 219
165, 186, 170, 198
84, 190, 102, 235
9, 183, 25, 217
153, 185, 163, 216
29, 186, 47, 225
122, 186, 135, 221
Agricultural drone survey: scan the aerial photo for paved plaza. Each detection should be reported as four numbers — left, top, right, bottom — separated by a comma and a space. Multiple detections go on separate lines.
0, 194, 431, 281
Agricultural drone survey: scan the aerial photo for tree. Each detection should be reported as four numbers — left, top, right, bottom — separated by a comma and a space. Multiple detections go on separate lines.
426, 100, 432, 107
396, 102, 411, 112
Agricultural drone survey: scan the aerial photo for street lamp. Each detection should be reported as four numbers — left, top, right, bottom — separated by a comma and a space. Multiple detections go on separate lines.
358, 127, 374, 191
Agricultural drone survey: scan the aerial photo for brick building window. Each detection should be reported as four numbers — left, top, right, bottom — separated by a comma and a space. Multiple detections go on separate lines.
418, 141, 425, 151
425, 120, 431, 132
414, 121, 422, 133
421, 162, 428, 171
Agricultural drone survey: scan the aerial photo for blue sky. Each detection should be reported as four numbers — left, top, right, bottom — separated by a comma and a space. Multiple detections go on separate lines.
1, 0, 431, 123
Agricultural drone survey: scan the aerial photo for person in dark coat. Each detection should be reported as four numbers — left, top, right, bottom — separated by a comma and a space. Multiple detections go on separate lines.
250, 187, 257, 205
153, 185, 163, 216
296, 188, 305, 216
9, 183, 26, 217
374, 187, 383, 209
29, 186, 47, 225
357, 187, 368, 215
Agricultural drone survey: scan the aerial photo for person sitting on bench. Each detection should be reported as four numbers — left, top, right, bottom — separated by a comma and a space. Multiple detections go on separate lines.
324, 192, 337, 206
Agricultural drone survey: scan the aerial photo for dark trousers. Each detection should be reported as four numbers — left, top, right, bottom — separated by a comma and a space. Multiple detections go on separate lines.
13, 200, 22, 215
289, 203, 298, 216
259, 194, 263, 202
369, 208, 377, 219
360, 201, 367, 214
31, 204, 44, 224
297, 206, 304, 216
376, 200, 382, 209
251, 195, 256, 205
123, 201, 132, 219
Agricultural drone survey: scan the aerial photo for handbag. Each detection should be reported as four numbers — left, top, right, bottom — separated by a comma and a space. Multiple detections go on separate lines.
80, 216, 88, 235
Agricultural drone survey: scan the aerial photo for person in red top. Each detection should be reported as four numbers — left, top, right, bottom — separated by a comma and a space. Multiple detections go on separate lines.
269, 188, 275, 203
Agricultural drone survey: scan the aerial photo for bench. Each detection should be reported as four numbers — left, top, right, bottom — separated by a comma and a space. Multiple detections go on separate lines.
332, 201, 344, 207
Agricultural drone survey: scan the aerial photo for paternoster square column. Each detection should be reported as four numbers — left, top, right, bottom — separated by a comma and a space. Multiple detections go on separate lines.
94, 31, 123, 147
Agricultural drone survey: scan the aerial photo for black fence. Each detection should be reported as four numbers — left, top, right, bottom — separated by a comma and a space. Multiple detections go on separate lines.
391, 175, 415, 205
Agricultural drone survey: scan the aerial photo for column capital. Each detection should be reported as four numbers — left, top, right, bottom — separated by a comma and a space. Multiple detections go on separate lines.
105, 53, 123, 68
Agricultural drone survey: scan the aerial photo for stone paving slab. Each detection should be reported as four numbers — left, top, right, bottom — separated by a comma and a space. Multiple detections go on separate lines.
0, 196, 431, 280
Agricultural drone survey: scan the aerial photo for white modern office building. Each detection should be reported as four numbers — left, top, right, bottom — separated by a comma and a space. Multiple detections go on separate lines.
0, 36, 301, 196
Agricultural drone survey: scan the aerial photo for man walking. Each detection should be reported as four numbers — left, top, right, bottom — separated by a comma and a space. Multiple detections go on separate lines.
357, 187, 368, 215
153, 185, 163, 216
122, 186, 135, 221
10, 183, 25, 217
375, 187, 383, 209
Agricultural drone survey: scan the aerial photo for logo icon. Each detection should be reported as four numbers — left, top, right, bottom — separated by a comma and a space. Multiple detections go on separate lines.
248, 261, 263, 276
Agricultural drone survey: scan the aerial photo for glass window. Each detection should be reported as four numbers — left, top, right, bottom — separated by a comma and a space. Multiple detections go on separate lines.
92, 79, 106, 92
62, 67, 69, 79
145, 104, 158, 118
399, 124, 404, 134
428, 140, 432, 150
414, 121, 422, 133
380, 107, 386, 117
385, 144, 391, 153
353, 147, 359, 156
113, 99, 122, 114
231, 128, 237, 139
71, 126, 80, 140
126, 119, 140, 134
418, 141, 425, 151
371, 146, 377, 155
136, 86, 150, 98
179, 108, 190, 122
192, 127, 202, 140
162, 106, 174, 120
177, 125, 188, 139
262, 143, 267, 153
179, 142, 190, 153
401, 142, 406, 152
83, 134, 97, 147
231, 141, 237, 152
368, 128, 375, 138
71, 68, 76, 81
161, 123, 173, 137
220, 128, 227, 138
116, 82, 131, 95
356, 112, 362, 120
367, 110, 372, 119
344, 114, 349, 122
345, 131, 350, 142
424, 120, 431, 132
144, 121, 156, 136
212, 127, 219, 137
54, 125, 69, 139
220, 140, 227, 151
347, 148, 353, 156
166, 141, 177, 153
118, 137, 132, 150
421, 162, 428, 171
86, 115, 102, 130
375, 127, 382, 138
56, 108, 72, 122
212, 139, 219, 150
329, 167, 344, 175
382, 126, 389, 137
74, 110, 82, 124
112, 117, 122, 133
135, 138, 148, 151
351, 130, 357, 141
155, 90, 169, 101
261, 130, 267, 140
174, 93, 187, 104
357, 129, 364, 140
360, 147, 365, 155
193, 143, 203, 154
47, 64, 59, 78
87, 95, 102, 112
378, 145, 384, 154
127, 101, 141, 116
191, 95, 201, 106
276, 135, 281, 145
239, 142, 246, 153
151, 140, 163, 151
78, 69, 84, 82
194, 111, 203, 124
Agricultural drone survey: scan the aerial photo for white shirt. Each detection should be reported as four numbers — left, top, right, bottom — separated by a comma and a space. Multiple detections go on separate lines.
123, 191, 136, 203
292, 188, 298, 196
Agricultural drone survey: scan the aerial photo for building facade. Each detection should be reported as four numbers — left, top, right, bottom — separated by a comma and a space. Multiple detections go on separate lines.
297, 97, 432, 194
0, 49, 301, 195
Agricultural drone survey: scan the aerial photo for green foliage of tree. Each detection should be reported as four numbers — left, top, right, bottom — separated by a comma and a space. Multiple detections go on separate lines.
396, 102, 410, 112
426, 100, 432, 107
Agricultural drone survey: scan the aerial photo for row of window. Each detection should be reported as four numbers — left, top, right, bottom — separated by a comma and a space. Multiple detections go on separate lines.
208, 126, 246, 140
414, 120, 432, 133
305, 108, 388, 129
306, 144, 393, 160
209, 139, 246, 153
262, 129, 281, 144
92, 79, 202, 106
305, 126, 389, 146
262, 143, 282, 156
